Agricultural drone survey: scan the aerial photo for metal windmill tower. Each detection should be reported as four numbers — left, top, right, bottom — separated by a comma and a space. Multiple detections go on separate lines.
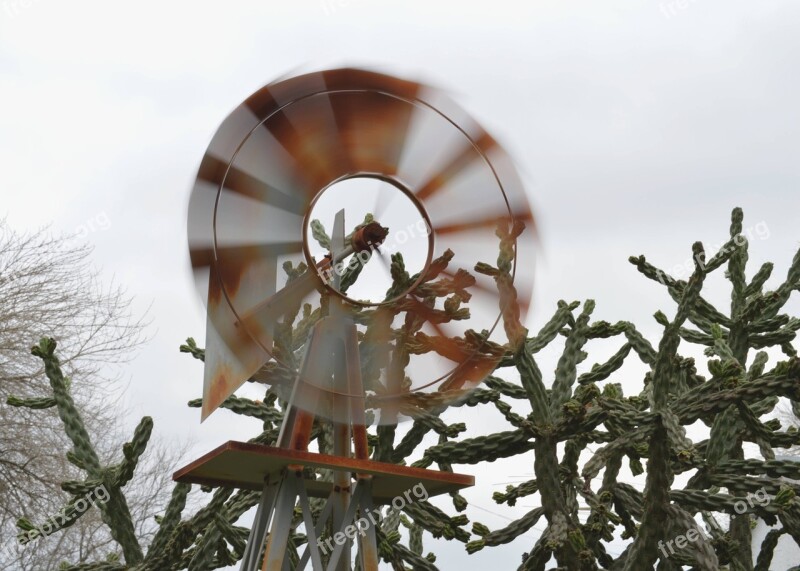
175, 68, 536, 570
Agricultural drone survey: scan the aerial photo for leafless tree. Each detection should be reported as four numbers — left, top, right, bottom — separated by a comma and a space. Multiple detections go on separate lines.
0, 220, 179, 569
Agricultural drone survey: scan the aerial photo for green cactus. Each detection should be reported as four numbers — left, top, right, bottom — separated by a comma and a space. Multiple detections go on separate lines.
417, 208, 800, 570
8, 208, 800, 569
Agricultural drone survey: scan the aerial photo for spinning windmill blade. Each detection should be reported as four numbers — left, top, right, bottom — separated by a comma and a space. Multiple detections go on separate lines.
188, 67, 537, 422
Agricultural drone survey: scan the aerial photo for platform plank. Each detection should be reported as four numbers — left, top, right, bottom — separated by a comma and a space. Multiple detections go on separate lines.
173, 441, 473, 504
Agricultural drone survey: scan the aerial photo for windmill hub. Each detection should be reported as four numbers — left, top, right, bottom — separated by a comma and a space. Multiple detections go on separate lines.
351, 222, 388, 253
303, 175, 433, 305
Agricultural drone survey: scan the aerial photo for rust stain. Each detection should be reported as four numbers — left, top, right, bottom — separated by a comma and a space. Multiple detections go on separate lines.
203, 362, 233, 420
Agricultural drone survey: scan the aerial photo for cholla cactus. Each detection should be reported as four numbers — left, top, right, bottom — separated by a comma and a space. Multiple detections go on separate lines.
8, 208, 800, 570
416, 208, 800, 570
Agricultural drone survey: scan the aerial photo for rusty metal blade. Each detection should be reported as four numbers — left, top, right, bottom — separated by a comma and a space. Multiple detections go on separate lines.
322, 68, 422, 179
189, 242, 302, 310
239, 270, 319, 333
326, 90, 419, 175
189, 242, 302, 270
197, 156, 306, 215
187, 67, 537, 424
403, 297, 456, 351
433, 208, 534, 236
414, 131, 497, 201
438, 356, 498, 392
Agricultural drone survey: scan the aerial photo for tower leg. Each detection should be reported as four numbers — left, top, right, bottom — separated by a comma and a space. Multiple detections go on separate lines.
239, 475, 280, 571
296, 481, 326, 571
332, 332, 352, 571
356, 479, 380, 571
324, 481, 367, 570
240, 311, 381, 570
261, 472, 300, 571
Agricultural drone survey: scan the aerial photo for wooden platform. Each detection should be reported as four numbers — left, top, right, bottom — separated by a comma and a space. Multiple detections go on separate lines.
173, 441, 474, 504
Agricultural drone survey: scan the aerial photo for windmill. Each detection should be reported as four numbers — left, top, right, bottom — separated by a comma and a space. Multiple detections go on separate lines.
174, 68, 535, 570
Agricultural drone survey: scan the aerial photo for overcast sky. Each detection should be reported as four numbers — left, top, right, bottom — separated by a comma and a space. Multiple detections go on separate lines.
2, 0, 800, 568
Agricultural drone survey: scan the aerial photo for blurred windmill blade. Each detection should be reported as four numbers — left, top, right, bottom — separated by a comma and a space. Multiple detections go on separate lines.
361, 305, 394, 375
187, 66, 537, 423
432, 208, 533, 236
414, 131, 497, 201
321, 68, 421, 174
196, 155, 306, 215
239, 271, 319, 342
372, 179, 397, 220
324, 90, 416, 175
240, 68, 424, 193
440, 267, 531, 313
438, 354, 499, 392
270, 63, 312, 85
401, 106, 537, 337
252, 96, 350, 195
374, 247, 392, 276
402, 296, 453, 343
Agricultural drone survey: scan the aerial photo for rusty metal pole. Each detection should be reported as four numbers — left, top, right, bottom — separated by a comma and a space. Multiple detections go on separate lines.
240, 210, 380, 571
329, 210, 353, 571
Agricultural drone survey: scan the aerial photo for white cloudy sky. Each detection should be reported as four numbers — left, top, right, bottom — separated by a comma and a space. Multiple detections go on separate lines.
2, 0, 800, 568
